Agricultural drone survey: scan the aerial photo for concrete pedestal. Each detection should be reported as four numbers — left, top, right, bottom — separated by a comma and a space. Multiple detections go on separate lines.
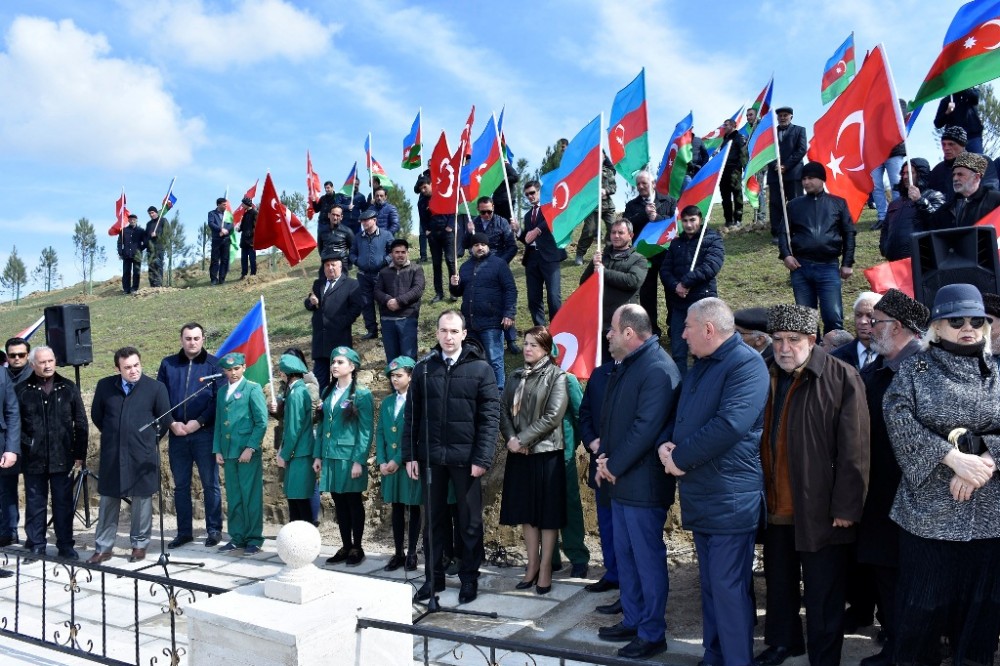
186, 572, 412, 666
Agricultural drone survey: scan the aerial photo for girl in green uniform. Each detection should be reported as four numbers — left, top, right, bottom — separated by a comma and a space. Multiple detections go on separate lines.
274, 353, 315, 523
376, 356, 422, 572
312, 347, 373, 566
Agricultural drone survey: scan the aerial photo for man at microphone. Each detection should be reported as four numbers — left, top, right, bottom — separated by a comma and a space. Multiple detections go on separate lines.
156, 323, 224, 549
622, 171, 677, 337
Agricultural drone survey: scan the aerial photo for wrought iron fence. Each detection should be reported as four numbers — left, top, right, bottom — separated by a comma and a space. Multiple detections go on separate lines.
0, 546, 228, 666
356, 617, 684, 666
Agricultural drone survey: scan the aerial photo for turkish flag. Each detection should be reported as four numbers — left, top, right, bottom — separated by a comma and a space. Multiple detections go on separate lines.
254, 173, 317, 266
306, 151, 322, 219
428, 131, 461, 215
459, 105, 475, 154
108, 188, 130, 236
232, 180, 259, 226
807, 44, 906, 221
550, 271, 603, 379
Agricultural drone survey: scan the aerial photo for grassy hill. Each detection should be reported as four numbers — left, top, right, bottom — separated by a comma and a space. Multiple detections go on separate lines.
0, 206, 884, 393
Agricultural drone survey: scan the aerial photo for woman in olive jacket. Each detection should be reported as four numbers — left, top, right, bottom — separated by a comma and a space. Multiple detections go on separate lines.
499, 326, 568, 595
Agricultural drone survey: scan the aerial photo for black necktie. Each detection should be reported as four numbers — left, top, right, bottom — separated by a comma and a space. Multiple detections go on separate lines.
125, 382, 135, 395
862, 350, 875, 369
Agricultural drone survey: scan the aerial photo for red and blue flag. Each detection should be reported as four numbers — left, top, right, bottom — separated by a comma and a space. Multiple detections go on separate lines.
216, 297, 272, 388
654, 112, 694, 199
821, 34, 856, 104
539, 115, 602, 248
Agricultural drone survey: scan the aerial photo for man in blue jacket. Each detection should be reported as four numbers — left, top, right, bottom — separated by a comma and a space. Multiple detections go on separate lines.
595, 304, 681, 660
660, 297, 769, 666
156, 323, 223, 548
207, 197, 233, 285
351, 209, 394, 339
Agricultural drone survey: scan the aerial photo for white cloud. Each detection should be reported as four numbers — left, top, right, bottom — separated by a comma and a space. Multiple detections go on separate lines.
124, 0, 336, 70
0, 17, 205, 171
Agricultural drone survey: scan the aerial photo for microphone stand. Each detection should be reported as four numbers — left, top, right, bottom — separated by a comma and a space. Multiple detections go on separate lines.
134, 381, 216, 577
413, 354, 497, 624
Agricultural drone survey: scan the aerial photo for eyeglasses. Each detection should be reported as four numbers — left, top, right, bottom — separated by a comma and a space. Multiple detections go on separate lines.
7, 352, 26, 359
946, 316, 987, 329
479, 210, 494, 216
868, 318, 896, 327
524, 190, 538, 197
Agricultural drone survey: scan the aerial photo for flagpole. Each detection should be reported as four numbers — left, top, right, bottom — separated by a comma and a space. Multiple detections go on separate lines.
349, 162, 358, 203
597, 112, 605, 252
368, 133, 374, 198
596, 266, 604, 369
260, 295, 277, 410
118, 185, 126, 239
493, 112, 514, 229
880, 43, 916, 192
690, 143, 730, 272
152, 176, 175, 236
454, 134, 469, 263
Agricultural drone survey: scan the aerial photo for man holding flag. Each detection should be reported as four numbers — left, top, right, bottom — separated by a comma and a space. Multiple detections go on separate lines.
622, 172, 677, 336
767, 107, 808, 242
145, 206, 164, 288
117, 213, 146, 295
208, 197, 233, 285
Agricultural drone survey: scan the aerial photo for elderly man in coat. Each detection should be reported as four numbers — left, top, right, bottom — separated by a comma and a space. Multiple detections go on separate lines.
89, 347, 171, 564
659, 297, 769, 666
305, 251, 363, 392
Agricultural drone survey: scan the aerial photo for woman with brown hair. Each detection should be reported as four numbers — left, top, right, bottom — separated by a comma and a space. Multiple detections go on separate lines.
499, 326, 568, 595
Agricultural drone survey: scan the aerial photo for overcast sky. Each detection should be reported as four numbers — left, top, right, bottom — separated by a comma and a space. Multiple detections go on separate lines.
0, 0, 976, 306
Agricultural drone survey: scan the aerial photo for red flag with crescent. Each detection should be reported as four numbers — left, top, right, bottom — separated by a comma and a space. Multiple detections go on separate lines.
306, 151, 322, 218
232, 180, 258, 226
807, 44, 906, 221
428, 131, 461, 215
254, 173, 317, 266
550, 270, 602, 379
108, 187, 130, 236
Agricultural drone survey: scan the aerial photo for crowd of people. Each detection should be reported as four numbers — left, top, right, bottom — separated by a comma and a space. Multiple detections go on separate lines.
7, 87, 999, 664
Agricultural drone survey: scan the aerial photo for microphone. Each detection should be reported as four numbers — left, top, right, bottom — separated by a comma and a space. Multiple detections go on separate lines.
199, 373, 224, 382
419, 351, 438, 363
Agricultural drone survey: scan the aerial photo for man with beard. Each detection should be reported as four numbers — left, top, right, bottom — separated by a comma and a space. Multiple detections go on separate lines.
917, 151, 1000, 230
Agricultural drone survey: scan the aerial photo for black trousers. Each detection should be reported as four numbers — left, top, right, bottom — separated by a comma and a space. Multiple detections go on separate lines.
720, 167, 744, 224
768, 175, 803, 236
121, 258, 140, 293
241, 248, 257, 276
427, 229, 456, 298
357, 271, 378, 333
524, 254, 561, 325
639, 254, 664, 334
210, 236, 230, 283
146, 248, 163, 287
24, 472, 75, 551
762, 524, 849, 666
287, 498, 312, 523
423, 464, 483, 584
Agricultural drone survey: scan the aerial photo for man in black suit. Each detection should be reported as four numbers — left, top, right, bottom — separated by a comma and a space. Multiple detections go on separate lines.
520, 180, 562, 325
304, 251, 363, 392
831, 292, 882, 371
622, 171, 677, 335
767, 107, 808, 240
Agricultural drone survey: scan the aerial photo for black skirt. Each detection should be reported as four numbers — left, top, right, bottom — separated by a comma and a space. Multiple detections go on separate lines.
499, 449, 566, 529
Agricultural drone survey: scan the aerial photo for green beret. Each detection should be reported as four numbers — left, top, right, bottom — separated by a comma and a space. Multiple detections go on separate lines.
279, 353, 308, 374
330, 346, 360, 366
219, 352, 245, 369
384, 356, 416, 376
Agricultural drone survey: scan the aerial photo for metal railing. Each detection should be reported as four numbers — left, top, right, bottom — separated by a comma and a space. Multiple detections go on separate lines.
356, 617, 683, 665
0, 547, 228, 666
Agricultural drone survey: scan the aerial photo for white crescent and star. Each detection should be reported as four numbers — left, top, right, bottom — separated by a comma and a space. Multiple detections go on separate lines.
979, 19, 1000, 50
438, 161, 455, 197
835, 59, 846, 75
552, 182, 570, 211
613, 124, 626, 147
827, 110, 866, 177
552, 332, 578, 372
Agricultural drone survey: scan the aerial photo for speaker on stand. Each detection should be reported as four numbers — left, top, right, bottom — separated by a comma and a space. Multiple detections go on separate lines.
910, 226, 1000, 308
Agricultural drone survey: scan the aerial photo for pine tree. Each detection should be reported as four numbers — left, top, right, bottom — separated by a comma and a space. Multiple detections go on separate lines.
32, 246, 58, 292
1, 247, 28, 304
72, 218, 106, 295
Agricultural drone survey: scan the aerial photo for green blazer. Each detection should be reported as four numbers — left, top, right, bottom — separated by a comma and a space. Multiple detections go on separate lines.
313, 383, 373, 465
375, 392, 408, 466
213, 378, 268, 459
280, 379, 316, 499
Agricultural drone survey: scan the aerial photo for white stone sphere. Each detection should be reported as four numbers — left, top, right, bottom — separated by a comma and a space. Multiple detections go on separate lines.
275, 521, 321, 569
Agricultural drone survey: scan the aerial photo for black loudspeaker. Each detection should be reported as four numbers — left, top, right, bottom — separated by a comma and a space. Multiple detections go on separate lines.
911, 227, 1000, 308
44, 304, 93, 367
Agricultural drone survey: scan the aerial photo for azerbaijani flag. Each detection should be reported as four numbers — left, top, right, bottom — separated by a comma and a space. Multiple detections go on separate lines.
340, 162, 359, 196
636, 143, 732, 258
750, 75, 773, 117
702, 106, 744, 157
364, 135, 393, 189
223, 191, 239, 266
607, 69, 649, 186
498, 105, 514, 163
822, 33, 856, 104
461, 114, 504, 207
15, 315, 45, 341
743, 109, 778, 186
539, 115, 602, 248
745, 175, 761, 210
910, 0, 1000, 109
402, 110, 422, 170
158, 177, 177, 219
216, 296, 273, 390
655, 112, 694, 199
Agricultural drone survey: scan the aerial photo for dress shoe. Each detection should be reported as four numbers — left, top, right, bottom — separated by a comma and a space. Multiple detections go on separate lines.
404, 554, 418, 571
598, 621, 637, 642
243, 544, 261, 555
574, 257, 584, 266
87, 551, 113, 565
860, 647, 893, 666
325, 547, 349, 564
0, 535, 16, 547
205, 532, 221, 548
430, 294, 444, 304
0, 568, 13, 578
618, 637, 668, 659
458, 580, 478, 604
535, 583, 552, 595
345, 547, 365, 566
218, 542, 240, 553
361, 331, 378, 340
167, 535, 193, 549
585, 577, 619, 593
753, 645, 806, 666
129, 548, 146, 563
445, 558, 460, 576
515, 572, 538, 590
843, 610, 875, 634
570, 563, 589, 578
384, 554, 406, 571
596, 598, 623, 615
413, 579, 445, 602
58, 548, 80, 560
22, 546, 45, 564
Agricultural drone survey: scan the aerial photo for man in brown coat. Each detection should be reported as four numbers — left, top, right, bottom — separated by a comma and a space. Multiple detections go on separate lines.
754, 304, 870, 666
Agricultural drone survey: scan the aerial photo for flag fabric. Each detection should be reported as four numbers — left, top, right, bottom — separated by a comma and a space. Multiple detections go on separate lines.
232, 180, 258, 227
550, 271, 602, 379
223, 193, 239, 266
402, 111, 422, 170
108, 187, 130, 236
746, 175, 761, 210
461, 115, 504, 207
458, 105, 476, 153
254, 173, 318, 267
636, 143, 732, 258
821, 34, 857, 104
743, 109, 778, 186
703, 107, 744, 157
750, 76, 773, 117
428, 131, 461, 216
15, 315, 45, 341
655, 112, 694, 199
539, 115, 602, 248
608, 69, 649, 186
158, 178, 177, 219
807, 44, 907, 221
339, 162, 358, 196
910, 0, 1000, 109
216, 297, 272, 389
306, 151, 322, 218
364, 136, 393, 189
498, 106, 514, 163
